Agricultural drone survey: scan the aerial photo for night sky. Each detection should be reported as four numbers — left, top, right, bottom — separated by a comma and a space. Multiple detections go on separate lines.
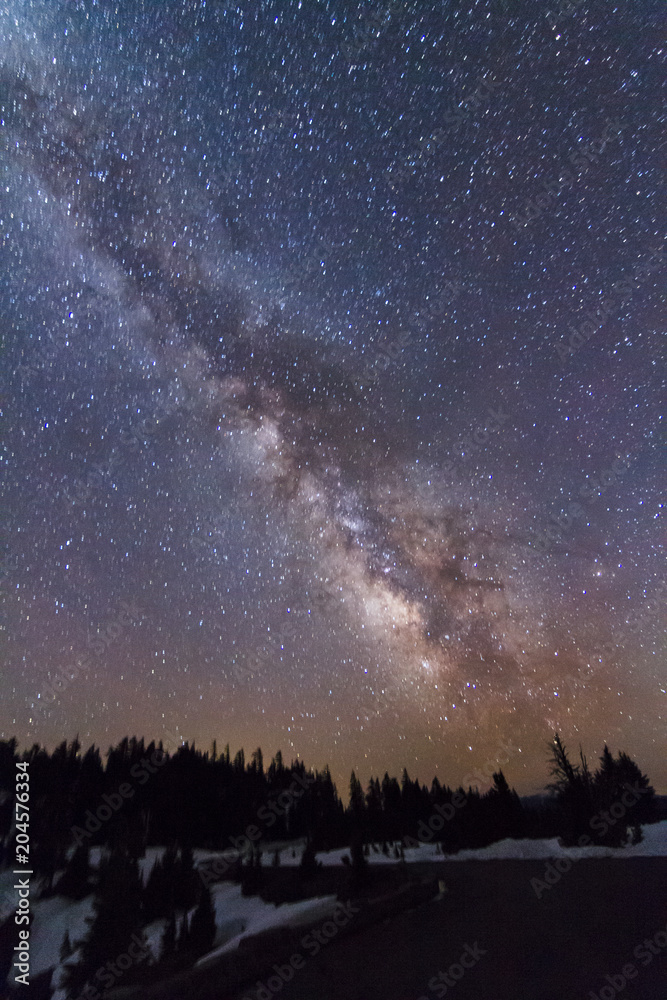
1, 0, 664, 797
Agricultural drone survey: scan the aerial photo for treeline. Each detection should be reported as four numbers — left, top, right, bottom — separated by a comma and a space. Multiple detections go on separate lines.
55, 844, 217, 998
0, 735, 660, 999
0, 734, 659, 883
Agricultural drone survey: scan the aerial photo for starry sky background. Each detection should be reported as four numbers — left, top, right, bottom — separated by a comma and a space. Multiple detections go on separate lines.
1, 0, 664, 796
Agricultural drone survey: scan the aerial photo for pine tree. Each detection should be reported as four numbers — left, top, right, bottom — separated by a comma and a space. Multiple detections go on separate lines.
60, 929, 73, 965
592, 746, 656, 846
62, 850, 148, 998
547, 733, 580, 793
350, 828, 368, 891
241, 846, 263, 895
160, 910, 177, 963
348, 771, 365, 821
56, 844, 91, 900
188, 886, 217, 957
176, 912, 190, 953
299, 838, 319, 875
350, 829, 366, 868
250, 747, 264, 778
174, 844, 198, 910
546, 733, 593, 844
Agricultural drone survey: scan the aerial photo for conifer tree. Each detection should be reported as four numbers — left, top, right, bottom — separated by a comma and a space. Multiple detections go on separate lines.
592, 746, 656, 845
60, 929, 73, 965
188, 886, 217, 957
62, 849, 148, 999
176, 912, 190, 953
546, 733, 593, 844
160, 909, 177, 963
299, 838, 319, 875
56, 844, 91, 900
174, 844, 198, 910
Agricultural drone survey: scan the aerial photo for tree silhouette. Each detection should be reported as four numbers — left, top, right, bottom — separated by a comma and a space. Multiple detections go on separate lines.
62, 849, 148, 998
160, 909, 177, 963
55, 844, 91, 900
59, 929, 73, 965
546, 733, 593, 844
188, 886, 217, 957
591, 745, 656, 846
299, 837, 320, 875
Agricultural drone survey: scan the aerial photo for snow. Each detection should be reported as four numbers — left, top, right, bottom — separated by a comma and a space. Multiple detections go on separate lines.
3, 821, 665, 995
307, 819, 667, 865
194, 883, 341, 967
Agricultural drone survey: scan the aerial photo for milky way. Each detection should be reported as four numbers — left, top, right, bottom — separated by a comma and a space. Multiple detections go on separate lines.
1, 0, 664, 795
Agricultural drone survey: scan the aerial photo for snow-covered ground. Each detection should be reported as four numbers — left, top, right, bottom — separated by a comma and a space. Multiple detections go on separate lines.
194, 883, 342, 967
196, 818, 667, 867
1, 820, 664, 996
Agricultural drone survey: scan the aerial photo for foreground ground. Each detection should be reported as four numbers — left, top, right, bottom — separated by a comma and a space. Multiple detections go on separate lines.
104, 857, 666, 1000
256, 858, 667, 1000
